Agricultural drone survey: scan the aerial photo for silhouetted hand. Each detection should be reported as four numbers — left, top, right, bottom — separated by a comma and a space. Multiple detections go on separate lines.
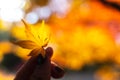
14, 47, 64, 80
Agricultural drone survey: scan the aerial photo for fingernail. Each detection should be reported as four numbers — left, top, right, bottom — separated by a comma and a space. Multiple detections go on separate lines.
37, 54, 45, 65
55, 66, 63, 73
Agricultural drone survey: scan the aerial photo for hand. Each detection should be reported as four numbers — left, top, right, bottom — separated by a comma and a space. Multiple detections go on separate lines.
14, 47, 64, 80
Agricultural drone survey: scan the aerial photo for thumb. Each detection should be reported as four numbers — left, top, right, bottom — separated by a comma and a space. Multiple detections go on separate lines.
51, 62, 65, 79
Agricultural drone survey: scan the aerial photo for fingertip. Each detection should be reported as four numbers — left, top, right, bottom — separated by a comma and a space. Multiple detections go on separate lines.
45, 47, 53, 58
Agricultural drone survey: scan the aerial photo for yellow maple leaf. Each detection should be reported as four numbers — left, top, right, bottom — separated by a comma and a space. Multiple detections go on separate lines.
14, 20, 50, 57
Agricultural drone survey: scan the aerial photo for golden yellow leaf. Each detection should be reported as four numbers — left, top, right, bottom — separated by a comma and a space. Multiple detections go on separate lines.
14, 40, 39, 49
22, 20, 50, 47
13, 19, 50, 57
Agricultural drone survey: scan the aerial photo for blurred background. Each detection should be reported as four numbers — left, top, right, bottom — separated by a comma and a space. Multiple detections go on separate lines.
0, 0, 120, 80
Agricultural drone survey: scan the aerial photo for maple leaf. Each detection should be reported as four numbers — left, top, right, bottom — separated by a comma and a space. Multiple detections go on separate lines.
13, 20, 50, 57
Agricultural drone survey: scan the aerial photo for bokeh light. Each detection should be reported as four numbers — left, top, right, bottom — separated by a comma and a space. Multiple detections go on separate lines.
0, 0, 25, 22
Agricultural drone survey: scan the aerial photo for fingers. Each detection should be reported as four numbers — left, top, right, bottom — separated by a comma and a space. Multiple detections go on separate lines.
14, 55, 38, 80
37, 47, 53, 65
14, 47, 53, 80
51, 62, 65, 79
30, 47, 65, 80
14, 47, 64, 80
29, 47, 53, 80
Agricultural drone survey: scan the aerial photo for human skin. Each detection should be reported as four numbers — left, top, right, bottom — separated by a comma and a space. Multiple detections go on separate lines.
14, 47, 64, 80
